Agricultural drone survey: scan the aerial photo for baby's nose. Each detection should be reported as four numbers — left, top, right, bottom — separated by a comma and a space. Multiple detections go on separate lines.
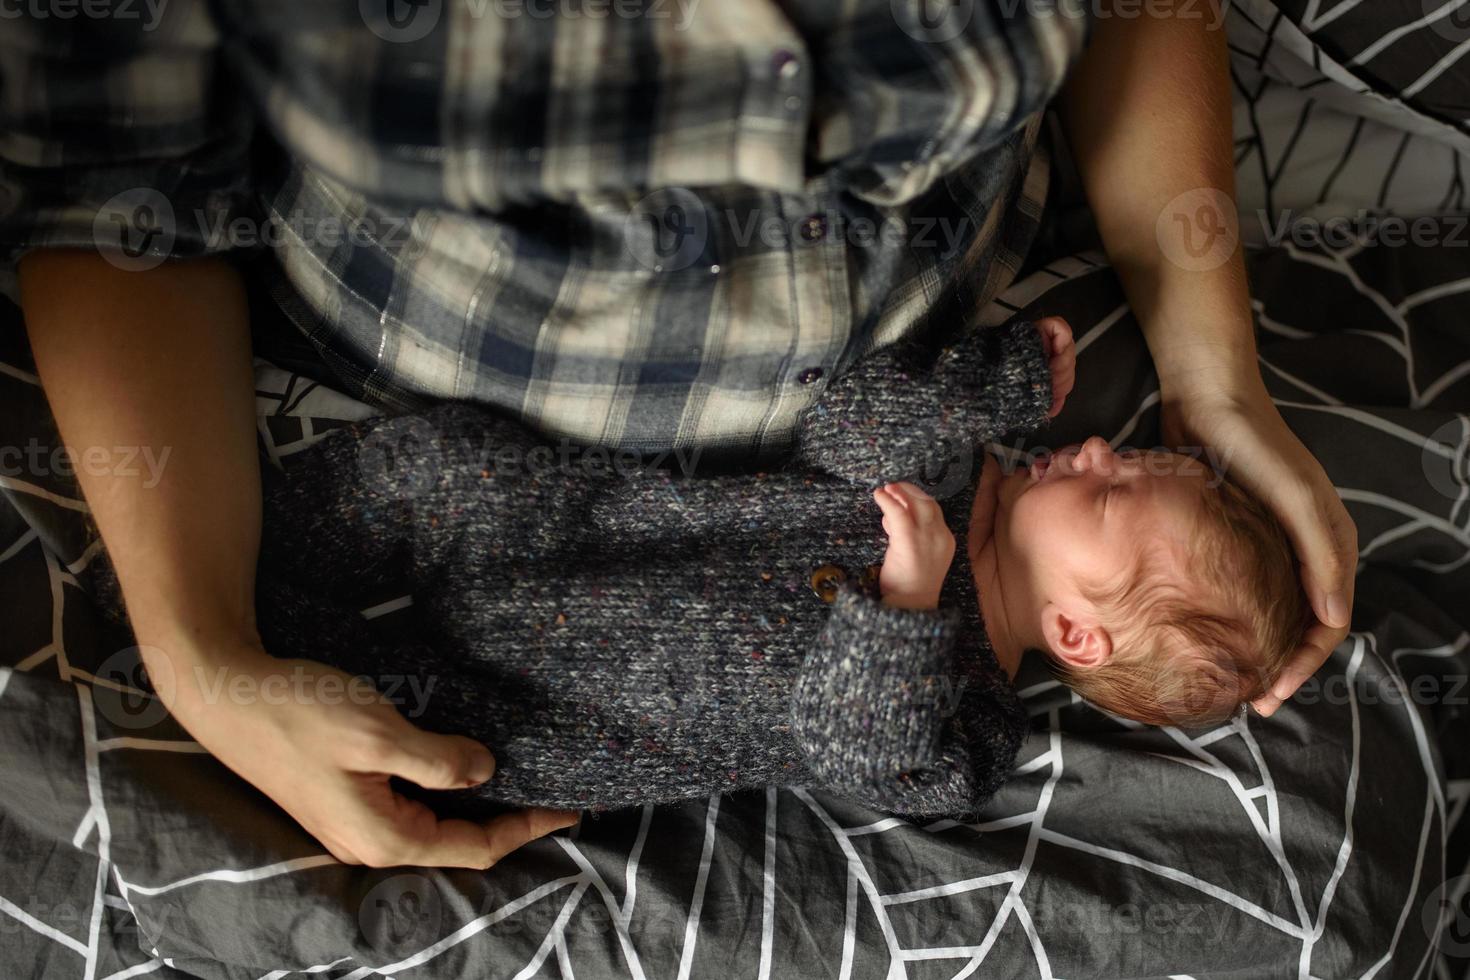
1076, 436, 1115, 473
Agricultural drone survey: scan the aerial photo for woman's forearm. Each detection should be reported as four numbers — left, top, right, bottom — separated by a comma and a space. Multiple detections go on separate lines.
1058, 1, 1262, 400
18, 250, 266, 691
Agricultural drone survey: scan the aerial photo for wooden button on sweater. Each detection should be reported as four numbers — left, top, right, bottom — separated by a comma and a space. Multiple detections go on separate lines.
810, 563, 847, 602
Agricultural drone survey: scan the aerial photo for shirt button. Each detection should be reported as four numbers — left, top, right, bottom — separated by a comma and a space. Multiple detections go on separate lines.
772, 49, 801, 79
800, 214, 827, 242
810, 563, 848, 603
797, 366, 824, 384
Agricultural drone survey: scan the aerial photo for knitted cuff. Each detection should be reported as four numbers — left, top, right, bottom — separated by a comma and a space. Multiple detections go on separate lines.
790, 581, 965, 780
793, 318, 1052, 489
933, 317, 1053, 444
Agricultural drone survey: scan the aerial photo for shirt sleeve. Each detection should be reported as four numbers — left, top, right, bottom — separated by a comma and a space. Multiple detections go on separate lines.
0, 0, 256, 270
790, 580, 1028, 818
793, 317, 1052, 489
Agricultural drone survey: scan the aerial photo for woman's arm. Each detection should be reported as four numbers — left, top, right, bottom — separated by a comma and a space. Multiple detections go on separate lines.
20, 253, 262, 654
19, 250, 574, 866
1057, 2, 1358, 714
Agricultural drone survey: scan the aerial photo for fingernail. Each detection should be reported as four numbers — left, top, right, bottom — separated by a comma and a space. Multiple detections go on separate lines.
1325, 591, 1349, 628
468, 751, 495, 785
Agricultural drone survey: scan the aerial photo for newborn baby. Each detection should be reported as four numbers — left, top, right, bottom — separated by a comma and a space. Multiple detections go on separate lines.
972, 436, 1312, 727
86, 317, 1309, 819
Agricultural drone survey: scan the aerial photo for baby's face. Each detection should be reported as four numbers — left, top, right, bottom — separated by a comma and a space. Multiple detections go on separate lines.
987, 438, 1214, 606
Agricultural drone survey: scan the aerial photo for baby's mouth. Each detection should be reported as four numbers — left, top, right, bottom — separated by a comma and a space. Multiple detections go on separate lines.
1029, 455, 1051, 481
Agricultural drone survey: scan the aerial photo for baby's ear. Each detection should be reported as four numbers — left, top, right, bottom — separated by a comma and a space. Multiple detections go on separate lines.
1040, 602, 1113, 669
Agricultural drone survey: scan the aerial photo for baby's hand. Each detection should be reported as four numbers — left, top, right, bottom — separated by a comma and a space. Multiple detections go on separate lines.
874, 482, 956, 610
1035, 316, 1075, 419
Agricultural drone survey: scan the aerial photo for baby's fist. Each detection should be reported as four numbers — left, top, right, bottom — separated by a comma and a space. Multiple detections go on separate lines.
874, 482, 956, 610
1034, 316, 1075, 419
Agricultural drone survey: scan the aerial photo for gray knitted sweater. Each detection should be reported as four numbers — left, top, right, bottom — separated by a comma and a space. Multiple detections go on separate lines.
94, 319, 1052, 819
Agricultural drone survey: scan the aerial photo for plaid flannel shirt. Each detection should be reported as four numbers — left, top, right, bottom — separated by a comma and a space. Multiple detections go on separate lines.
0, 0, 1090, 455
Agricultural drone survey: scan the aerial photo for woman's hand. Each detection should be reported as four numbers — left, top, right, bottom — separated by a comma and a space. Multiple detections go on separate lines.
1161, 376, 1358, 716
19, 253, 575, 871
1034, 316, 1076, 419
154, 641, 579, 869
874, 482, 956, 610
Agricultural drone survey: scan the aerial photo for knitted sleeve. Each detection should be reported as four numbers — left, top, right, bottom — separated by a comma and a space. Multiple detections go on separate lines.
793, 318, 1052, 488
789, 581, 1028, 819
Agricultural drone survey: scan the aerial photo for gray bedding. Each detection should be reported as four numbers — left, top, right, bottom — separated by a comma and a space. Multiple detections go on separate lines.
3, 2, 1470, 977
1, 232, 1468, 977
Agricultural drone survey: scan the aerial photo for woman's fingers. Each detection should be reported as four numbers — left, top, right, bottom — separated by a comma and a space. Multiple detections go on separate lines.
1253, 617, 1346, 716
374, 725, 498, 790
1292, 488, 1357, 631
1258, 486, 1356, 707
480, 808, 583, 865
328, 783, 579, 870
399, 807, 580, 871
